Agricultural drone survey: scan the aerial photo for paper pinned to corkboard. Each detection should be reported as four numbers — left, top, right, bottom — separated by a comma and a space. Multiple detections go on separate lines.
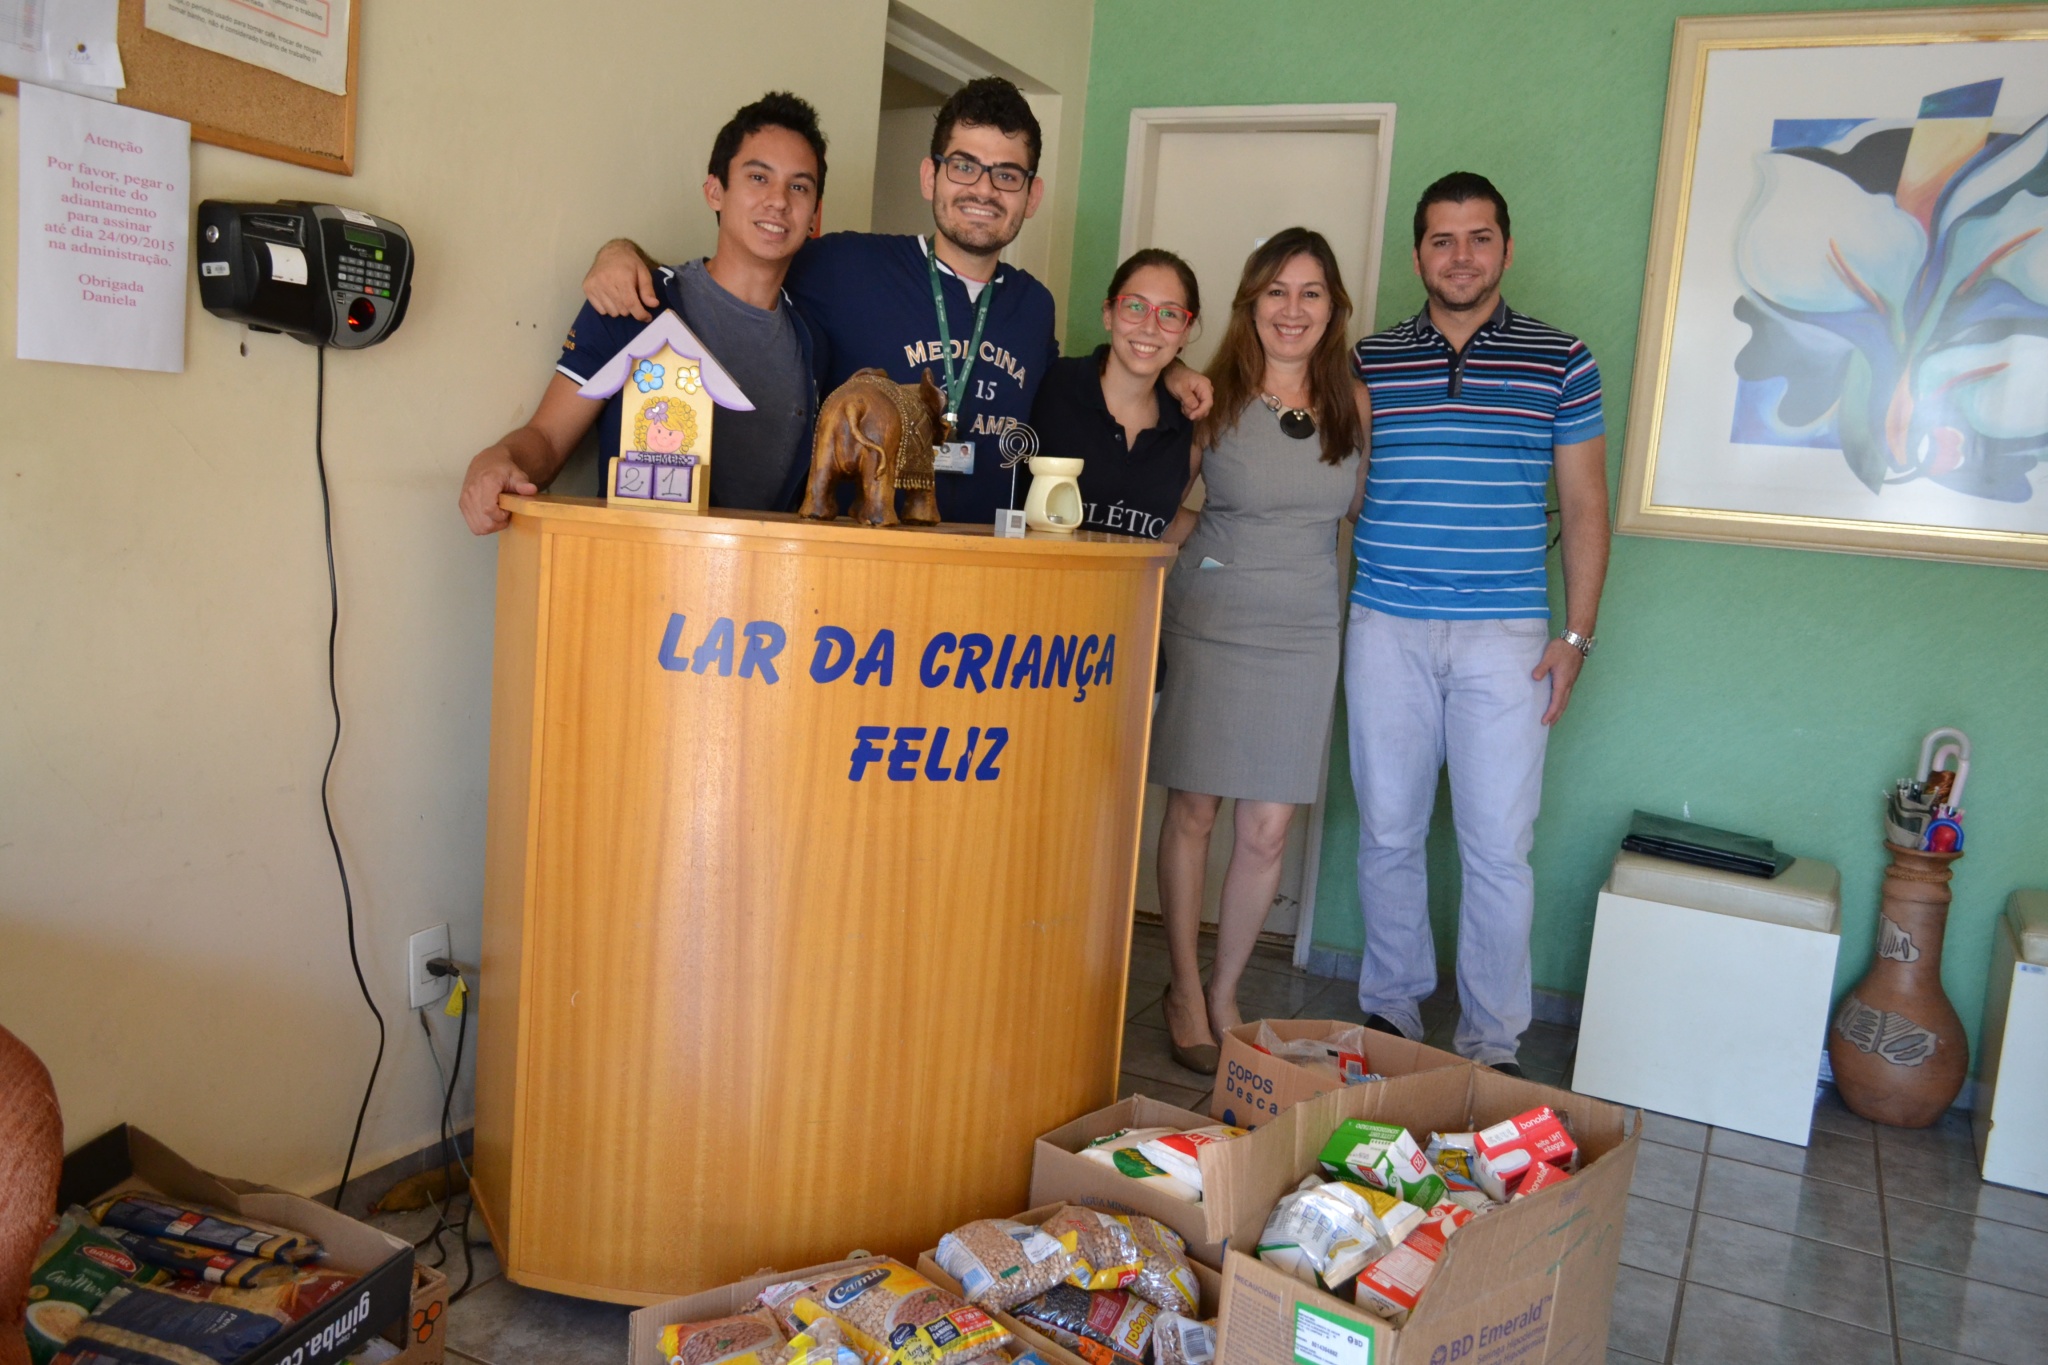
144, 0, 349, 97
0, 0, 358, 175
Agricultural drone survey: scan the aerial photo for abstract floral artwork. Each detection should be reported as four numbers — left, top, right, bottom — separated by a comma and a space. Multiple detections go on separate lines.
1621, 11, 2048, 568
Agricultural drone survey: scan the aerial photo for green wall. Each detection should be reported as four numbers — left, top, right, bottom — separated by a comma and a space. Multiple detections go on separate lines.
1071, 0, 2048, 1062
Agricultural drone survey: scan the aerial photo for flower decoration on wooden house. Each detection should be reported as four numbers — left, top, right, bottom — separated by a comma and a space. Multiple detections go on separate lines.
578, 310, 753, 514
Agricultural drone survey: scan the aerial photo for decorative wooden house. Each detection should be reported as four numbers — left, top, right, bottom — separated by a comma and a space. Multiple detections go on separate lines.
575, 310, 753, 513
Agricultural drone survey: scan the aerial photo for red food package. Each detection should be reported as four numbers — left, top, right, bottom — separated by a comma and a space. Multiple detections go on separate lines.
1473, 1107, 1577, 1196
1509, 1161, 1572, 1200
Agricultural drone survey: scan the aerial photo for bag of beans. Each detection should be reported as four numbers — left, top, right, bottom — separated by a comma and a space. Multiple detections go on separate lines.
1150, 1312, 1216, 1365
792, 1260, 1009, 1365
933, 1219, 1075, 1311
1038, 1207, 1197, 1315
657, 1308, 786, 1365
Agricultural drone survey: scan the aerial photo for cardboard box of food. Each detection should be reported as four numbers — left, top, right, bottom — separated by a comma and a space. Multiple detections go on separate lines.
916, 1203, 1222, 1365
384, 1261, 448, 1365
1028, 1095, 1235, 1264
626, 1254, 884, 1365
1213, 1066, 1639, 1365
1211, 1021, 1470, 1130
53, 1124, 415, 1365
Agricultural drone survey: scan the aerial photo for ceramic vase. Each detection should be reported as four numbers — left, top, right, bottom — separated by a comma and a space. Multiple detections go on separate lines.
1828, 842, 1969, 1127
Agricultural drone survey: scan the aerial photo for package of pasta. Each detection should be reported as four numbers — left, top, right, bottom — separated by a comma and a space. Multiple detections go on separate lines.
1075, 1129, 1201, 1203
932, 1219, 1075, 1311
49, 1283, 282, 1365
26, 1212, 169, 1365
656, 1307, 786, 1365
151, 1266, 358, 1324
1010, 1285, 1158, 1365
90, 1195, 320, 1265
102, 1227, 298, 1289
1038, 1207, 1197, 1315
791, 1259, 1009, 1365
1150, 1312, 1216, 1365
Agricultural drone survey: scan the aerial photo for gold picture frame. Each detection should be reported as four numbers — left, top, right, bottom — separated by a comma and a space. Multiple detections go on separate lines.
1619, 6, 2048, 569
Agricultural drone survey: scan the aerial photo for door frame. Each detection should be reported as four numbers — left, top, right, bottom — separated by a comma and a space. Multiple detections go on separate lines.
1117, 102, 1398, 967
1118, 102, 1398, 341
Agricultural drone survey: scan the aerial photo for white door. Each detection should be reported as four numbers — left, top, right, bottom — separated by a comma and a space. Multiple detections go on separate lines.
1119, 105, 1394, 947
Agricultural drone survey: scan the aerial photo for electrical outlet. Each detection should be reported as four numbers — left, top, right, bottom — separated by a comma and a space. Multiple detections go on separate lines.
408, 924, 452, 1009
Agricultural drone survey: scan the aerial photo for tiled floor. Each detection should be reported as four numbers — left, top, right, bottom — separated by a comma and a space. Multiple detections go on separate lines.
385, 922, 2048, 1365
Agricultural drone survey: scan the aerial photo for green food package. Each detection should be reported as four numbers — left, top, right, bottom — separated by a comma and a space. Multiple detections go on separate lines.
24, 1211, 164, 1365
1317, 1119, 1448, 1211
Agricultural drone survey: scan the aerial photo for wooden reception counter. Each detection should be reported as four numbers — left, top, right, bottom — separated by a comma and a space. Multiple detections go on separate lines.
472, 496, 1175, 1304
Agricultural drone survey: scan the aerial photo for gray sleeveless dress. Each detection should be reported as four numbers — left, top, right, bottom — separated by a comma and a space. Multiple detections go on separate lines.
1149, 401, 1359, 803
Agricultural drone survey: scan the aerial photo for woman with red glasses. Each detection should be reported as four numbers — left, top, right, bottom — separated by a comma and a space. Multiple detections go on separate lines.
1025, 249, 1203, 542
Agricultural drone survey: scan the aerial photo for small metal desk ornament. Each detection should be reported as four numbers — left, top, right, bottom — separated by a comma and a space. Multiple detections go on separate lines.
993, 421, 1040, 538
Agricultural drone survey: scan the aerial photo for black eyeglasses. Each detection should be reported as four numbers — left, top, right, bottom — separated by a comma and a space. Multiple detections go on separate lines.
1261, 393, 1316, 439
935, 153, 1032, 194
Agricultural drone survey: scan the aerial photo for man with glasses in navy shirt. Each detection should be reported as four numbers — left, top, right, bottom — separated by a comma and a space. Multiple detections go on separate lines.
1345, 173, 1611, 1079
582, 77, 1211, 524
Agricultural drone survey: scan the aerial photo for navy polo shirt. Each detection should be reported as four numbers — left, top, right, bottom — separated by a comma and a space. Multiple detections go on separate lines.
1028, 347, 1192, 539
785, 232, 1059, 525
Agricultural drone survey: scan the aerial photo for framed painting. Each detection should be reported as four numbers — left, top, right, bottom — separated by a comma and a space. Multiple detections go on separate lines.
1620, 7, 2048, 569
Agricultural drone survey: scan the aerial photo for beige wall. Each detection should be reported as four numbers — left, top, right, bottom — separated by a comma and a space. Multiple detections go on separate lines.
0, 0, 1090, 1194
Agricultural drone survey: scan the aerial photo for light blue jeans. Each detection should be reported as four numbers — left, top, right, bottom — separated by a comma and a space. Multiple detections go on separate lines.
1343, 604, 1551, 1065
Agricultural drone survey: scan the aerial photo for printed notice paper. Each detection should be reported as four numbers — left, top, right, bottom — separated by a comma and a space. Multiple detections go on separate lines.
145, 0, 348, 96
17, 84, 191, 372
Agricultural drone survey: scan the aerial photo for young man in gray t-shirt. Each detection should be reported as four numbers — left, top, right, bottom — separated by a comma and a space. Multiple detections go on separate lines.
459, 93, 827, 534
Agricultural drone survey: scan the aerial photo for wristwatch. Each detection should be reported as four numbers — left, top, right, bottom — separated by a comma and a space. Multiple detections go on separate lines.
1561, 629, 1596, 657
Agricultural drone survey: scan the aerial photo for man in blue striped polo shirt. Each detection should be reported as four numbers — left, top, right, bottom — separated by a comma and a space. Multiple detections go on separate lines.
1345, 172, 1611, 1076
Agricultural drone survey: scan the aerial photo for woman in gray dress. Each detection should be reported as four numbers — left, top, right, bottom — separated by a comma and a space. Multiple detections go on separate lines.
1151, 228, 1370, 1073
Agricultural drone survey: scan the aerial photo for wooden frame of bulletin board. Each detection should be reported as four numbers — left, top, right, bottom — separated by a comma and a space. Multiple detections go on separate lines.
0, 0, 360, 175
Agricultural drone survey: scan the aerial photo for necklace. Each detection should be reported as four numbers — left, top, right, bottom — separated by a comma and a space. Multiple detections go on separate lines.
1260, 392, 1316, 440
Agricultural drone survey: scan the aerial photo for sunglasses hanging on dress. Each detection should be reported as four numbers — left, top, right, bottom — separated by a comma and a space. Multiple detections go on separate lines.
1260, 392, 1316, 439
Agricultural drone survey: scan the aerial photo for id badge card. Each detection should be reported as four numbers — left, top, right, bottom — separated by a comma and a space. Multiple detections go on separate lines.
932, 441, 975, 475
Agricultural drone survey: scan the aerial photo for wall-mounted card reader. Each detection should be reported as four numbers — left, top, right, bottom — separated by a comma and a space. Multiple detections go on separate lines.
196, 200, 414, 349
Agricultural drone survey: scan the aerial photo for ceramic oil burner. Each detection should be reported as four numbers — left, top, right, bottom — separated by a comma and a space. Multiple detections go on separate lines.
1828, 842, 1969, 1126
1022, 456, 1084, 533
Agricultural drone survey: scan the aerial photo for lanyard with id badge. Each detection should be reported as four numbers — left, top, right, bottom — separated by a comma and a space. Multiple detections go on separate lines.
927, 239, 994, 477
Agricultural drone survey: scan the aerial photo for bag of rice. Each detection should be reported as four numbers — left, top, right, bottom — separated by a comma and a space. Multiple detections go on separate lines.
1132, 1127, 1244, 1199
50, 1283, 282, 1365
1038, 1207, 1197, 1316
792, 1259, 1009, 1365
1010, 1285, 1158, 1365
933, 1220, 1075, 1311
90, 1196, 320, 1265
26, 1212, 167, 1365
1150, 1312, 1216, 1365
657, 1308, 786, 1365
1076, 1130, 1202, 1203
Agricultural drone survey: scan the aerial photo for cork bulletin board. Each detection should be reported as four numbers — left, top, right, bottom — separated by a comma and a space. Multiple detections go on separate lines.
1, 1, 360, 175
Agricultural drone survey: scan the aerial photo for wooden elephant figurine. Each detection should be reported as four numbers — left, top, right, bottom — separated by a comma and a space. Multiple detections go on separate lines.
800, 368, 945, 526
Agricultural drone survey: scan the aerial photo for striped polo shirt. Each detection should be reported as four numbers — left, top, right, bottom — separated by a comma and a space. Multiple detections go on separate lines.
1350, 301, 1603, 619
